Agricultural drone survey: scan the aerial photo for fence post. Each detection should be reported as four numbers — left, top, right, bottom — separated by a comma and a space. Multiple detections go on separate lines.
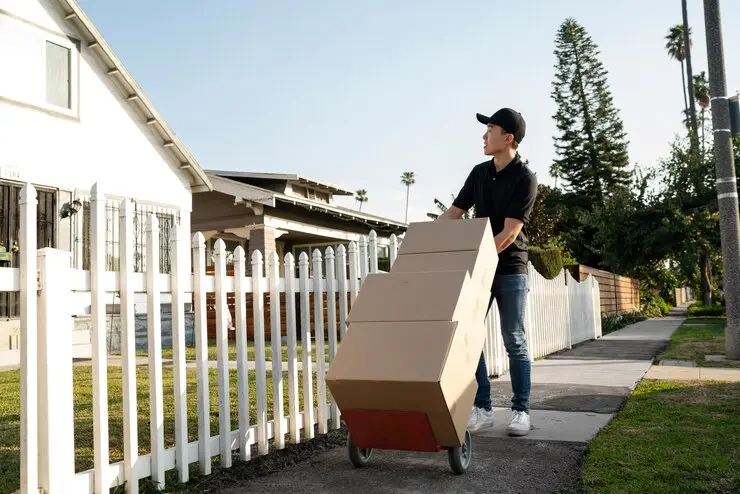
312, 249, 327, 434
146, 215, 165, 488
37, 248, 75, 492
368, 230, 378, 273
119, 200, 139, 494
348, 242, 359, 305
358, 236, 367, 281
191, 233, 211, 475
19, 184, 38, 494
170, 225, 189, 483
213, 239, 232, 467
90, 183, 110, 493
389, 234, 398, 269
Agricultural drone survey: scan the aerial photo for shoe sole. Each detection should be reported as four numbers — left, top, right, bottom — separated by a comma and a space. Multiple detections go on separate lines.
468, 420, 495, 433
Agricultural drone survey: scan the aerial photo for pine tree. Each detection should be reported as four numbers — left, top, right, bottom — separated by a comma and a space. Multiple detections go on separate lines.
550, 18, 632, 204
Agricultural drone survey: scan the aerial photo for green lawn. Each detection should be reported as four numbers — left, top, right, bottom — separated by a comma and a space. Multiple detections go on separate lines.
0, 365, 330, 494
659, 318, 740, 368
582, 380, 740, 493
127, 339, 331, 363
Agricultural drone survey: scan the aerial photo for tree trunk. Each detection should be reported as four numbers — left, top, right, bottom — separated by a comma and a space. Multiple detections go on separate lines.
682, 0, 699, 150
681, 60, 689, 120
701, 249, 713, 306
404, 186, 410, 224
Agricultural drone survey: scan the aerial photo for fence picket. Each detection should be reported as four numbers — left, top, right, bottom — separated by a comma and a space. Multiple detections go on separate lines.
324, 247, 340, 428
358, 236, 368, 283
214, 239, 232, 468
19, 184, 37, 494
268, 252, 286, 449
191, 232, 211, 475
170, 225, 189, 483
233, 247, 251, 461
389, 233, 398, 268
283, 254, 300, 444
348, 242, 359, 305
312, 249, 328, 435
298, 252, 314, 440
90, 184, 110, 493
336, 245, 348, 340
146, 214, 165, 489
252, 251, 269, 455
368, 230, 378, 273
119, 200, 139, 494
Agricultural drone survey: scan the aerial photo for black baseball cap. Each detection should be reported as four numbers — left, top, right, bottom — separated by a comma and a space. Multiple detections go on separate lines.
476, 108, 526, 143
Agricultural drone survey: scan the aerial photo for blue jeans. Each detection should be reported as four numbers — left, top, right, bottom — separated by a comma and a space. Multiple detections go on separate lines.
474, 274, 531, 412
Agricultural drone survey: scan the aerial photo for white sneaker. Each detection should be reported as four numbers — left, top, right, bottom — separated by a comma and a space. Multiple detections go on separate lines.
467, 407, 495, 433
506, 410, 531, 436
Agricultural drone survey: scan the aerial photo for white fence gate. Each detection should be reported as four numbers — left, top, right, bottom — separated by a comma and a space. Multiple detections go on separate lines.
7, 183, 603, 494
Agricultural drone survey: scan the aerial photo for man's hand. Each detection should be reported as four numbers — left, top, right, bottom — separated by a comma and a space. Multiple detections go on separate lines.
494, 218, 524, 253
437, 205, 465, 220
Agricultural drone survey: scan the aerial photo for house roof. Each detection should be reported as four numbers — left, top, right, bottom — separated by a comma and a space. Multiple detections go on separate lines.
206, 174, 407, 232
206, 169, 355, 196
55, 0, 213, 192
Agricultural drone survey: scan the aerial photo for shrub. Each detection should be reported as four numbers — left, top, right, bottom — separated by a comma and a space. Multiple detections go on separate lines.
529, 246, 564, 280
601, 310, 648, 335
687, 302, 725, 318
641, 295, 672, 318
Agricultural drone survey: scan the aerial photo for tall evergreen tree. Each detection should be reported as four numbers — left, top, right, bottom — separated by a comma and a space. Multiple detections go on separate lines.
550, 18, 632, 204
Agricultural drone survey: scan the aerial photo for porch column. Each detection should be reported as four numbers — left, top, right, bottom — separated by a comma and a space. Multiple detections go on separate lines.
248, 225, 276, 274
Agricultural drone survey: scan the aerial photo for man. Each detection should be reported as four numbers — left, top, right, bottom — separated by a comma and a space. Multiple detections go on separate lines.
436, 108, 537, 436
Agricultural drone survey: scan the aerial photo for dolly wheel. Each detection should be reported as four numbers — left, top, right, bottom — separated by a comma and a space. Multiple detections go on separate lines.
448, 430, 472, 475
347, 433, 373, 468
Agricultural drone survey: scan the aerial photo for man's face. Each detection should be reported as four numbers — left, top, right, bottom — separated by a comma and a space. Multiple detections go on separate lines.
483, 124, 512, 155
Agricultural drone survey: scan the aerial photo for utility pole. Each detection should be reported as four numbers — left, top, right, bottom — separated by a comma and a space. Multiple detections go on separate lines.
703, 0, 740, 359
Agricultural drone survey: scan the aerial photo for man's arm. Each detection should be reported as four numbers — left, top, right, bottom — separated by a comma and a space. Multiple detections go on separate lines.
497, 172, 538, 252
436, 205, 466, 220
494, 218, 524, 253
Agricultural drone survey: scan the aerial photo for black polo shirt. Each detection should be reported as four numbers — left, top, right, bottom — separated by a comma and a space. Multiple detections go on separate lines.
452, 154, 538, 279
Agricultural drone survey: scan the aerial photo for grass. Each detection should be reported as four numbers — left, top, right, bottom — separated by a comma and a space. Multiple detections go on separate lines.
0, 364, 328, 494
582, 380, 740, 493
659, 318, 740, 368
127, 339, 331, 363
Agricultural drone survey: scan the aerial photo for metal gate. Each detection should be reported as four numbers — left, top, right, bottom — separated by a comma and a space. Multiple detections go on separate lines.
0, 182, 57, 317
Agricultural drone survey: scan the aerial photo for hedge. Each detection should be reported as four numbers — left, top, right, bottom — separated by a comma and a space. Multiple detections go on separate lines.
687, 302, 726, 318
529, 246, 564, 280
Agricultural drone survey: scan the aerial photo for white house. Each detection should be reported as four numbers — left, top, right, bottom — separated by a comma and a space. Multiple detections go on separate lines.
0, 0, 213, 363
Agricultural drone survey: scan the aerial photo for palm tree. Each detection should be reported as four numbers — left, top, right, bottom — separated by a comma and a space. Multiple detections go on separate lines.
665, 24, 691, 126
355, 189, 368, 212
681, 0, 699, 147
400, 171, 415, 224
426, 194, 474, 220
693, 70, 710, 157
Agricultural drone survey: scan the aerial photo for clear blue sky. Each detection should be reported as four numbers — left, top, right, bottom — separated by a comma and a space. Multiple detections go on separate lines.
77, 0, 740, 223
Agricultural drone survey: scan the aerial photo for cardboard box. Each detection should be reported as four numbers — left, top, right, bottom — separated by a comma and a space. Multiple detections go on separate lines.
325, 219, 497, 451
392, 218, 497, 297
395, 218, 495, 256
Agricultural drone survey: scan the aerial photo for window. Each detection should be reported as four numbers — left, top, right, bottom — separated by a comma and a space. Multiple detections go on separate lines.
45, 41, 71, 109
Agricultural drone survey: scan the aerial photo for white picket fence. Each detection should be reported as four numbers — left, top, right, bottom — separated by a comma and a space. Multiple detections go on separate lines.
8, 183, 602, 494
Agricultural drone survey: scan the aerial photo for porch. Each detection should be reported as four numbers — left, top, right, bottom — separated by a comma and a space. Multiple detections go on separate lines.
191, 172, 407, 277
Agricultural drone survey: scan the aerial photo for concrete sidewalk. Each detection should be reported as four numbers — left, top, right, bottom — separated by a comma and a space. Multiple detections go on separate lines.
215, 312, 687, 493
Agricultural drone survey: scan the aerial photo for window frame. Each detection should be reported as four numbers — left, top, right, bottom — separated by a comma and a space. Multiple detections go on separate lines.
42, 34, 80, 119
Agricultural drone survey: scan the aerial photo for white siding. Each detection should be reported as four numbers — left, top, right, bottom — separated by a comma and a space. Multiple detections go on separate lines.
0, 0, 193, 212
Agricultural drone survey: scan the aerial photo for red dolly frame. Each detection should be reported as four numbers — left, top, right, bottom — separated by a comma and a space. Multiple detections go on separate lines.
341, 409, 472, 474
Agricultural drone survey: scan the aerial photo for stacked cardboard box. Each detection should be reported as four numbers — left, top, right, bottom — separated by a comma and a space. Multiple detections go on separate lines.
325, 218, 497, 451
